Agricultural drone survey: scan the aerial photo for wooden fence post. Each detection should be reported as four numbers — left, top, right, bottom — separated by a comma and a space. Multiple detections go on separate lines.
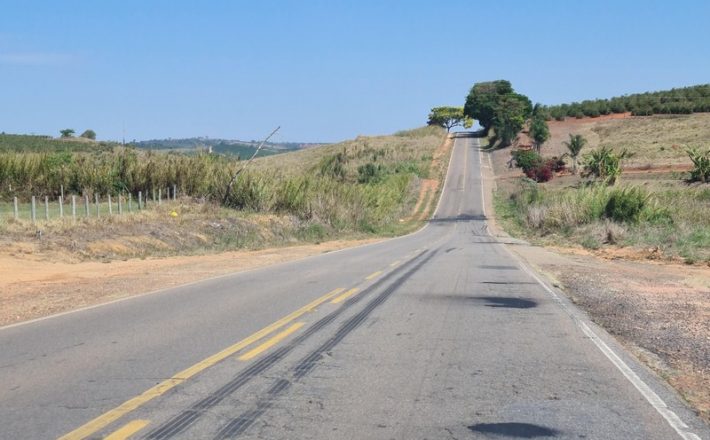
173, 184, 177, 201
108, 194, 113, 215
118, 193, 123, 214
158, 189, 162, 206
44, 196, 49, 220
138, 191, 143, 210
95, 194, 100, 217
71, 195, 76, 220
128, 193, 133, 212
31, 196, 36, 223
13, 197, 18, 219
84, 195, 90, 217
59, 195, 64, 218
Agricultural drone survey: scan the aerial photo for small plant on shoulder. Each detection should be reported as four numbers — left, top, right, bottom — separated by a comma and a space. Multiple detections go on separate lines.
582, 146, 633, 185
563, 134, 587, 174
686, 148, 710, 183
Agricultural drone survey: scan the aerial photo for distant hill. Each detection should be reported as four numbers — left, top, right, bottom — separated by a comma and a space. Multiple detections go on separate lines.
132, 137, 325, 158
0, 133, 116, 152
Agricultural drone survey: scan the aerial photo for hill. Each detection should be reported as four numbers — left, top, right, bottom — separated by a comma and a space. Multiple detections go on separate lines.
0, 133, 116, 152
132, 137, 324, 158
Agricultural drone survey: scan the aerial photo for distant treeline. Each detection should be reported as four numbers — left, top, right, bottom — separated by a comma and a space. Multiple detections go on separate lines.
541, 84, 710, 120
0, 133, 115, 153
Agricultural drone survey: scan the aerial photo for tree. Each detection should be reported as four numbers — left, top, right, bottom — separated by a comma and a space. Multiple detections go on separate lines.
427, 106, 472, 132
529, 116, 550, 153
80, 129, 96, 140
563, 134, 587, 173
60, 128, 75, 138
492, 93, 532, 147
463, 80, 514, 135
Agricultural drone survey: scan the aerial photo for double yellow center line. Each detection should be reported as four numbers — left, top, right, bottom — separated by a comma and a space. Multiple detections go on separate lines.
58, 287, 346, 440
60, 257, 409, 440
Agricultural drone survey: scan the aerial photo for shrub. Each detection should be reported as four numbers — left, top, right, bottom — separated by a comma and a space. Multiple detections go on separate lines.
511, 149, 542, 173
687, 148, 710, 183
548, 157, 567, 173
525, 162, 554, 182
604, 187, 649, 223
582, 146, 632, 185
357, 162, 388, 184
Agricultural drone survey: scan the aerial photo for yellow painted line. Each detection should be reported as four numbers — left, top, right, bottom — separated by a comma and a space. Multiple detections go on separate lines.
330, 288, 360, 304
365, 270, 383, 281
238, 322, 305, 361
390, 260, 401, 267
57, 287, 345, 440
104, 420, 149, 440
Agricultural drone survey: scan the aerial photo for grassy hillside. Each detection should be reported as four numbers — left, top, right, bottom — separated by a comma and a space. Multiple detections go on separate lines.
133, 137, 323, 157
541, 113, 710, 167
492, 114, 710, 264
0, 126, 448, 260
0, 133, 115, 152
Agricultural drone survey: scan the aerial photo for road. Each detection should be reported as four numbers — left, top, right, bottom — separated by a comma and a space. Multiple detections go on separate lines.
1, 135, 707, 440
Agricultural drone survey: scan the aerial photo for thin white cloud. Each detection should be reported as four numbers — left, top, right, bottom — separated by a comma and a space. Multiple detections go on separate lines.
0, 52, 76, 66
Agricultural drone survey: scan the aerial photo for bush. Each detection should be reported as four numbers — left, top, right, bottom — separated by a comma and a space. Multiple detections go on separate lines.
525, 162, 554, 182
604, 187, 649, 223
548, 157, 567, 173
357, 162, 388, 184
511, 149, 542, 173
687, 148, 710, 183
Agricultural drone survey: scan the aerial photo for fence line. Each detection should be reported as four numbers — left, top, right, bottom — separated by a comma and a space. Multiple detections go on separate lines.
0, 186, 180, 223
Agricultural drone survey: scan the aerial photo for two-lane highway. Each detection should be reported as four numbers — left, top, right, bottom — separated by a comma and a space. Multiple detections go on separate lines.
1, 136, 707, 439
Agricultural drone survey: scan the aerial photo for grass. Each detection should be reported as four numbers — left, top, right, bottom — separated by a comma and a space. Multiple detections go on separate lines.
0, 133, 116, 153
495, 181, 710, 263
0, 126, 448, 260
543, 113, 710, 167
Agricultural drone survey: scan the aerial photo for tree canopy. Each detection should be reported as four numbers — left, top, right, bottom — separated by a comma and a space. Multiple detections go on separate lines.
463, 80, 531, 145
529, 115, 550, 153
80, 129, 96, 140
59, 128, 75, 138
426, 106, 472, 132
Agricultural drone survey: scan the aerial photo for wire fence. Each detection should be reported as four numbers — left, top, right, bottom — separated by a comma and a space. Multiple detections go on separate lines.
0, 185, 179, 223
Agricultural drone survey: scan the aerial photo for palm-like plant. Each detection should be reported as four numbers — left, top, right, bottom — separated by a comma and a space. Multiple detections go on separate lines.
563, 134, 587, 173
582, 146, 633, 185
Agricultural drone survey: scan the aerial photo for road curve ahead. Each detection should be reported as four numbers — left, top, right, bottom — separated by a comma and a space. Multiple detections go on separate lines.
1, 136, 707, 440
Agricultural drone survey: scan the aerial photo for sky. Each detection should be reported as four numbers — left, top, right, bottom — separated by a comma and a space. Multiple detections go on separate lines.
1, 0, 709, 143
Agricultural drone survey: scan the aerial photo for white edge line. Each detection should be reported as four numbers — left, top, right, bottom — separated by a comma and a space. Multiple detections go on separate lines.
477, 142, 701, 440
1, 134, 458, 333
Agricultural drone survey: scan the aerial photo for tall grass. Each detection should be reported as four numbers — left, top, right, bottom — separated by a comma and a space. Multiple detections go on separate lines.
1, 127, 446, 236
498, 181, 709, 262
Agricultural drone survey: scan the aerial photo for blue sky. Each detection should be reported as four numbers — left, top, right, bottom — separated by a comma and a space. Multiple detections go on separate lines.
1, 0, 709, 143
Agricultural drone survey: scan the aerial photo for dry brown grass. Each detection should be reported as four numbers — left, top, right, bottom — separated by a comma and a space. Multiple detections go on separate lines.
542, 113, 710, 167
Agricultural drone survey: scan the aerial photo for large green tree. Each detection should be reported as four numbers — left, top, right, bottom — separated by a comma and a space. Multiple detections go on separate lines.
464, 80, 532, 145
463, 80, 513, 134
427, 106, 472, 132
492, 93, 533, 146
80, 129, 96, 140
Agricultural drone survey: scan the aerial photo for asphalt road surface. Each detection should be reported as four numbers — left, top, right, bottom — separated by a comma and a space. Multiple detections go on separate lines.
1, 136, 707, 440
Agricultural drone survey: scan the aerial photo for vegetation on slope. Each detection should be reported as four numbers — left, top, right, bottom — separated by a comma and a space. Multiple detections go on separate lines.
0, 126, 447, 259
541, 84, 710, 120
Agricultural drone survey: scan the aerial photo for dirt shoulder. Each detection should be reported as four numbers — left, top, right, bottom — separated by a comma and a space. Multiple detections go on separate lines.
480, 145, 710, 423
0, 238, 380, 328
